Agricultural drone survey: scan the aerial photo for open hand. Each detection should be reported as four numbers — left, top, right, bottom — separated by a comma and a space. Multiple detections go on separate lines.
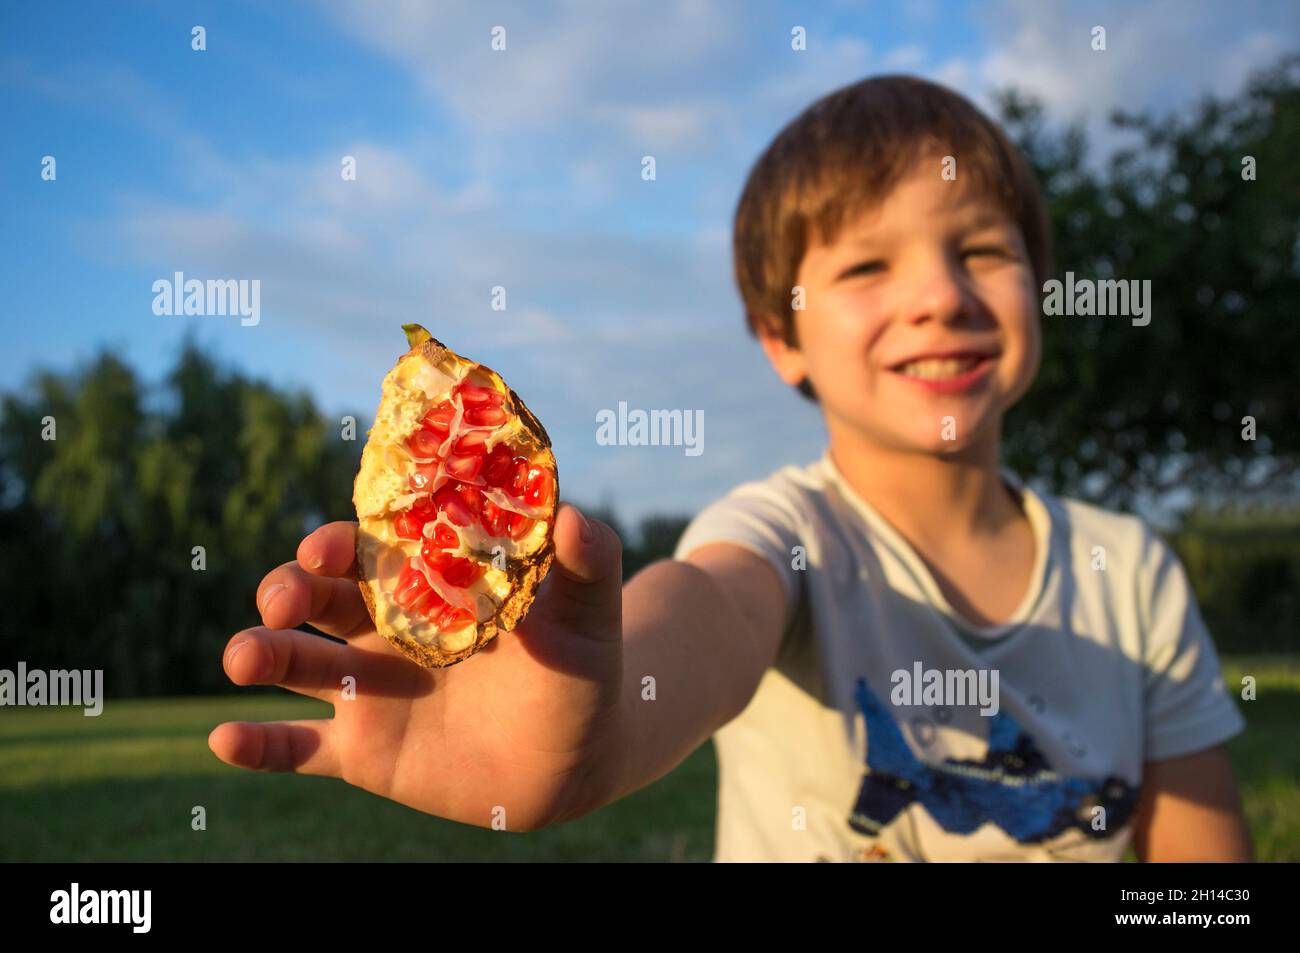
208, 504, 626, 832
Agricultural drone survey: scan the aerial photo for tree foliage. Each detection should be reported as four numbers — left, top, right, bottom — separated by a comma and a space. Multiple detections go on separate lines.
997, 53, 1300, 510
0, 336, 360, 695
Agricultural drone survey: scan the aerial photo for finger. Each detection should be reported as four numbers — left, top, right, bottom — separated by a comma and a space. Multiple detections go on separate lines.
532, 503, 622, 639
208, 719, 341, 777
223, 627, 352, 702
257, 561, 371, 639
296, 521, 360, 580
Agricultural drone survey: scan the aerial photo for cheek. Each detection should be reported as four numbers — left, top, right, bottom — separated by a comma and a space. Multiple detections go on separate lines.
996, 282, 1041, 395
1024, 315, 1042, 375
803, 287, 884, 361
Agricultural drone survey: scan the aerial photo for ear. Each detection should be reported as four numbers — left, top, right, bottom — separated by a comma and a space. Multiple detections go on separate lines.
755, 319, 809, 388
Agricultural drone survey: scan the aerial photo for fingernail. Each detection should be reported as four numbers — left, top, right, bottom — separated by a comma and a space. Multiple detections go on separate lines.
307, 553, 323, 570
259, 583, 287, 614
576, 509, 594, 543
226, 641, 248, 669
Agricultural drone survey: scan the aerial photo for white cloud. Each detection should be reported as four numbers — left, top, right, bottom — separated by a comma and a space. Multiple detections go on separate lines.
881, 44, 927, 71
41, 0, 1291, 524
750, 35, 872, 120
932, 0, 1295, 158
315, 0, 740, 137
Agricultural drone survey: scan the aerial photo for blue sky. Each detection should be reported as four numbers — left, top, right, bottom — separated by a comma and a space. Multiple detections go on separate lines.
2, 0, 1294, 524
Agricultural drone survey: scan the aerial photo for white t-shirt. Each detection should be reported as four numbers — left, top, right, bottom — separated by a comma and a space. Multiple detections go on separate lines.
673, 451, 1246, 862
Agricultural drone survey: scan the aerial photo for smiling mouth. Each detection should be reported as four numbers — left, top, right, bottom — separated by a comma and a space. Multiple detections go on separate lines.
892, 354, 991, 381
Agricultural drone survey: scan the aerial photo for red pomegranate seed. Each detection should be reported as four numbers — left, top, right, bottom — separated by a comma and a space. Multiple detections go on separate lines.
423, 548, 485, 588
409, 462, 439, 491
394, 512, 422, 540
507, 459, 529, 497
419, 588, 450, 622
509, 513, 534, 540
393, 496, 437, 540
465, 404, 508, 427
423, 400, 456, 437
480, 500, 511, 537
523, 466, 553, 508
454, 482, 483, 516
432, 523, 459, 550
433, 486, 474, 526
433, 483, 482, 526
482, 445, 514, 488
406, 428, 442, 459
453, 430, 489, 456
394, 560, 431, 610
396, 558, 454, 621
445, 453, 483, 482
437, 605, 475, 628
456, 382, 503, 408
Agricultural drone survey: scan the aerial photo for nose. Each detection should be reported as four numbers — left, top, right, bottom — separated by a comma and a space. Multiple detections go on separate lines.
901, 256, 974, 326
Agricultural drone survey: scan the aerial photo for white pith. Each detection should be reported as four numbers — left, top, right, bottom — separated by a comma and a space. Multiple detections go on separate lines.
353, 352, 553, 652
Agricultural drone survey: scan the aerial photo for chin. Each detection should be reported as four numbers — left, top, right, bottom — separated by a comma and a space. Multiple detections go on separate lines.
901, 420, 996, 458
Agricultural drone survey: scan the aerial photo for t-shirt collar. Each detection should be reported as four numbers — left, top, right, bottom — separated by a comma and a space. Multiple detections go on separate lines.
816, 448, 1052, 640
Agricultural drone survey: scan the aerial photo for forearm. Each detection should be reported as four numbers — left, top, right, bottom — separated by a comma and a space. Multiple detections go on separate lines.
603, 558, 763, 806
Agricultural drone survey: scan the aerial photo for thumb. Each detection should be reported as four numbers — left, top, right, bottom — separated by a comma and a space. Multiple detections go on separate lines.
534, 503, 623, 637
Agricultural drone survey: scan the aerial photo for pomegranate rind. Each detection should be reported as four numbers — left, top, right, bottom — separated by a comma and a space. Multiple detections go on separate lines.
353, 327, 557, 668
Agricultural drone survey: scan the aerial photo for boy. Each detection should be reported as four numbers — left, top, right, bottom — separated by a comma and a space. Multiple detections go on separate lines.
210, 75, 1252, 862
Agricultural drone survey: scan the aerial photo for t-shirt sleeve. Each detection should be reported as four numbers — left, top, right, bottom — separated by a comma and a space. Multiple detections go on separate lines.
1138, 525, 1246, 762
672, 478, 804, 631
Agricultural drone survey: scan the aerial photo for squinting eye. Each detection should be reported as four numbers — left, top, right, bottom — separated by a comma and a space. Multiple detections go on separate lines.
842, 260, 884, 279
962, 245, 1012, 260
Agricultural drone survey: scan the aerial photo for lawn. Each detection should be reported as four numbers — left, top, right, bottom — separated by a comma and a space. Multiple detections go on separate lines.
1, 656, 1295, 861
0, 692, 717, 862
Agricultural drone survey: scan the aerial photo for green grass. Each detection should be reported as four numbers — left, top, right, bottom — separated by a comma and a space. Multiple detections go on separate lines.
0, 693, 716, 861
1218, 656, 1300, 861
1, 656, 1295, 861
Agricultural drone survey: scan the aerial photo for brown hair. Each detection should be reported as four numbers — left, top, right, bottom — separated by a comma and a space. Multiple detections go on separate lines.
733, 74, 1053, 398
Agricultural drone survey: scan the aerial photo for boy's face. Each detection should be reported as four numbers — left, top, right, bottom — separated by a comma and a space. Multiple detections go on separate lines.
760, 154, 1040, 460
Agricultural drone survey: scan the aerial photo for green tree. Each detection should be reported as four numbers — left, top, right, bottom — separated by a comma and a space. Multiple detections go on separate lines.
996, 53, 1300, 511
0, 334, 362, 696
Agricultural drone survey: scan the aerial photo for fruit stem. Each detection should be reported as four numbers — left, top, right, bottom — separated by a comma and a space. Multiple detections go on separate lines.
403, 323, 433, 348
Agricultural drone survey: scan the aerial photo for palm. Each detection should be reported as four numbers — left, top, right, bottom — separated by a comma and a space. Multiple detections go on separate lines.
209, 507, 625, 832
329, 611, 622, 830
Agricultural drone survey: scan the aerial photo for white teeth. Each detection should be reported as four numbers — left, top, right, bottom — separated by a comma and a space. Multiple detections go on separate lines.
896, 356, 982, 380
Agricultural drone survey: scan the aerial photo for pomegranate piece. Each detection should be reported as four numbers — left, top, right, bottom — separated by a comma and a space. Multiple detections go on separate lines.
354, 323, 558, 667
